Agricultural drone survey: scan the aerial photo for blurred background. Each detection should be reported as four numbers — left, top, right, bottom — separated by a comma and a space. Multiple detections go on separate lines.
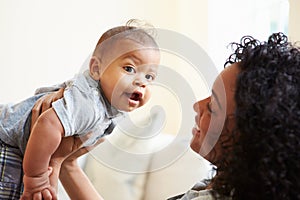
1, 0, 297, 143
0, 0, 296, 104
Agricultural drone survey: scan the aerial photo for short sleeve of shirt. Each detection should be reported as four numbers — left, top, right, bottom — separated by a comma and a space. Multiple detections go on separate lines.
34, 82, 67, 95
52, 78, 103, 137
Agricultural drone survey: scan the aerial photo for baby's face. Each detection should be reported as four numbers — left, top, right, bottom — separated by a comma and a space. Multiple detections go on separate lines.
98, 39, 160, 112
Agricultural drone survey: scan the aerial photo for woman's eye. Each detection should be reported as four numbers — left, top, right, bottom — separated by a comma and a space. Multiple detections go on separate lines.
207, 102, 214, 113
124, 66, 135, 73
145, 74, 155, 81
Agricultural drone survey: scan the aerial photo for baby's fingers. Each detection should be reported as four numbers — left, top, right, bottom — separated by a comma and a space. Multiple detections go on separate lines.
32, 191, 42, 200
41, 188, 57, 200
20, 192, 33, 200
30, 188, 56, 200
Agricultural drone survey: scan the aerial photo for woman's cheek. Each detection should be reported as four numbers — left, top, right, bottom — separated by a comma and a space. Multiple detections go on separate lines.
190, 133, 201, 153
190, 115, 210, 153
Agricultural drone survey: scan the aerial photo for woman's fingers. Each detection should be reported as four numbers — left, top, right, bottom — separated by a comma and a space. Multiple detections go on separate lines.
51, 136, 79, 162
62, 137, 106, 164
86, 137, 106, 151
51, 133, 95, 163
31, 95, 49, 131
74, 137, 106, 158
31, 88, 64, 131
51, 132, 106, 168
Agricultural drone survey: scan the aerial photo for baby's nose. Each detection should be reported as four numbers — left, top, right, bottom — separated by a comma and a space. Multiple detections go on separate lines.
133, 76, 146, 87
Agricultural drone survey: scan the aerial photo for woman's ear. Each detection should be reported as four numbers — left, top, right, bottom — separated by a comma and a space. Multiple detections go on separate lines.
89, 56, 101, 80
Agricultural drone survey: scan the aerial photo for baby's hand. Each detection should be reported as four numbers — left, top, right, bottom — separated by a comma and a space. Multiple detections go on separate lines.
22, 188, 56, 200
21, 169, 57, 200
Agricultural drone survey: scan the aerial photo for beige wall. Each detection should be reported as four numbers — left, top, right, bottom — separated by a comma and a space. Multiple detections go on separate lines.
2, 0, 294, 136
289, 0, 300, 42
0, 0, 209, 103
0, 0, 210, 136
178, 0, 209, 49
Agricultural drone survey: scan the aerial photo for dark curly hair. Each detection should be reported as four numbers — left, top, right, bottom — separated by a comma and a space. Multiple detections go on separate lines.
212, 33, 300, 199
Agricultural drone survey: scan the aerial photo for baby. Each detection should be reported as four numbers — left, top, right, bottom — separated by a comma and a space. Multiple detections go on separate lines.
0, 19, 160, 199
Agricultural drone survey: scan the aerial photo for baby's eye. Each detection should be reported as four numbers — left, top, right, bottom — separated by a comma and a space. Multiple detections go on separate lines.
123, 66, 136, 74
145, 74, 156, 81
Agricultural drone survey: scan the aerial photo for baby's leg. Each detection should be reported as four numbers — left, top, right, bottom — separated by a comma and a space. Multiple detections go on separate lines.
0, 139, 23, 199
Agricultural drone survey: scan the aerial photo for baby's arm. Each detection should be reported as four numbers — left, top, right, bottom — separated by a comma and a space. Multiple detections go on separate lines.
22, 108, 64, 199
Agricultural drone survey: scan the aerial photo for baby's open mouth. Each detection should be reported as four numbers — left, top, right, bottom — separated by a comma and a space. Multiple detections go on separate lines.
129, 92, 142, 101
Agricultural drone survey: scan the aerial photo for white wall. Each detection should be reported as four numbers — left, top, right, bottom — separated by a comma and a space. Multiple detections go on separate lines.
289, 0, 300, 42
0, 0, 295, 136
0, 0, 211, 137
0, 0, 184, 103
0, 0, 295, 103
207, 0, 290, 70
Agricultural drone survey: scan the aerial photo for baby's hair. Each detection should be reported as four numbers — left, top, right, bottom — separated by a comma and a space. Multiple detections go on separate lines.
93, 19, 158, 57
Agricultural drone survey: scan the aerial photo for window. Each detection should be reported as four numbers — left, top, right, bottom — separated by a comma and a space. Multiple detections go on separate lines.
207, 0, 289, 71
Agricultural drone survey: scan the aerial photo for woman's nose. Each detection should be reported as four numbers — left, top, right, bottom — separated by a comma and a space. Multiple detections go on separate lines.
193, 97, 210, 115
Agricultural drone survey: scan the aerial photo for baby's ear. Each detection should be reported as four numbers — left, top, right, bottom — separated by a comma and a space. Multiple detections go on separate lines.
89, 56, 101, 80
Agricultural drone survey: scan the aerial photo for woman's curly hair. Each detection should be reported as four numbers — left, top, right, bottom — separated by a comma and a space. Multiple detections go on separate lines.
212, 33, 300, 200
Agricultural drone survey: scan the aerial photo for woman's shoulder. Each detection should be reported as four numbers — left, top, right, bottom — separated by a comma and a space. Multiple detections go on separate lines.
167, 179, 215, 200
180, 188, 214, 200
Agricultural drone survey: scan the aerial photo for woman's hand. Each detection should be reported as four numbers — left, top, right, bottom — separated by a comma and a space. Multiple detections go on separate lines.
47, 133, 105, 200
49, 133, 105, 180
57, 135, 105, 200
29, 87, 105, 199
62, 137, 106, 168
51, 134, 105, 166
31, 88, 64, 131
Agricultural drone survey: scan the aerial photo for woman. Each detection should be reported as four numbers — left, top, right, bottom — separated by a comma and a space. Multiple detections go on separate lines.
173, 32, 300, 199
36, 32, 300, 199
217, 32, 300, 199
218, 32, 300, 199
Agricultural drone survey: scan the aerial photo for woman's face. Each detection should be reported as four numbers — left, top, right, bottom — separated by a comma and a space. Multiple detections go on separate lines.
190, 63, 240, 164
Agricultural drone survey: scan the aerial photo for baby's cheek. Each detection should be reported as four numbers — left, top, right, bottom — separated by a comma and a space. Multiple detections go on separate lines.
141, 89, 152, 106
